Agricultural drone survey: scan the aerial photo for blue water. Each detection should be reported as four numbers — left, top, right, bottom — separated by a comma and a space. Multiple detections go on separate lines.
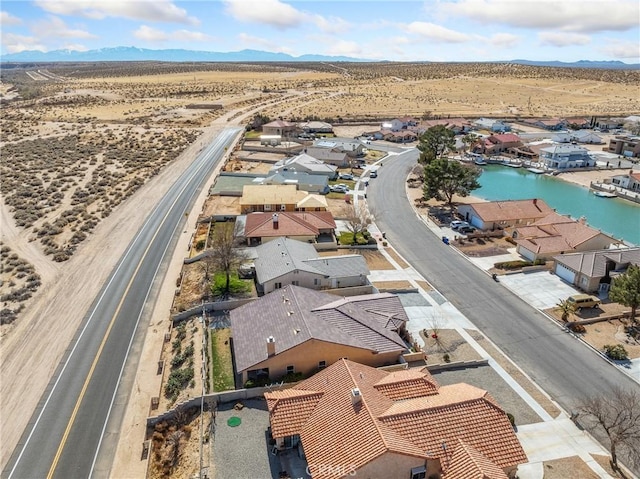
474, 165, 640, 245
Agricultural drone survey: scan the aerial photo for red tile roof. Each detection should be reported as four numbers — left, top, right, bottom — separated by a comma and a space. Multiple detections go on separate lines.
443, 440, 510, 479
489, 134, 522, 144
265, 360, 527, 479
466, 199, 553, 223
243, 211, 336, 239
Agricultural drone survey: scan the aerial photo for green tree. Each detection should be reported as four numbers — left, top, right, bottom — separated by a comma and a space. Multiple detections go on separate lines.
422, 158, 481, 207
557, 298, 577, 322
208, 222, 249, 299
460, 133, 479, 156
417, 125, 455, 165
609, 265, 640, 324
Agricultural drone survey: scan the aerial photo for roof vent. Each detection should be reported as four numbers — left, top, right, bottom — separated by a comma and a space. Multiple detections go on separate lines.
351, 388, 362, 405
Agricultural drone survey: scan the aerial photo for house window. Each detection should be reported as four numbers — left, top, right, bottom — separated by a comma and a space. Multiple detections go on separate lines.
313, 278, 319, 286
318, 361, 326, 369
286, 365, 294, 374
274, 282, 282, 289
410, 466, 426, 479
265, 204, 272, 211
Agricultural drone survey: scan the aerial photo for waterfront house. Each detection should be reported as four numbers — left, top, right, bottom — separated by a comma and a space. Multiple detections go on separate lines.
553, 247, 640, 294
540, 144, 595, 169
253, 237, 370, 295
607, 135, 640, 158
473, 133, 523, 155
513, 212, 618, 262
457, 199, 553, 230
230, 287, 409, 384
552, 130, 603, 144
264, 359, 527, 479
262, 120, 297, 137
610, 170, 640, 193
239, 210, 336, 246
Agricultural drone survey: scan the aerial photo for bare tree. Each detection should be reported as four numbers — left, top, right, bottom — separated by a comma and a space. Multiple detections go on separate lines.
208, 221, 249, 299
575, 387, 640, 474
342, 202, 372, 245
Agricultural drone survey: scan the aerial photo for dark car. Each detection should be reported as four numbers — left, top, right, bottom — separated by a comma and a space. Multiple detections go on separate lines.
458, 225, 477, 234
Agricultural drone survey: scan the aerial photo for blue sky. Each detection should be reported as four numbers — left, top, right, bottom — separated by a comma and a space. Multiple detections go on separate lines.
1, 0, 639, 62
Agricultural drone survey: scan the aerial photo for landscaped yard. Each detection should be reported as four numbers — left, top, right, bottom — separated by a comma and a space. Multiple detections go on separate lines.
210, 328, 235, 391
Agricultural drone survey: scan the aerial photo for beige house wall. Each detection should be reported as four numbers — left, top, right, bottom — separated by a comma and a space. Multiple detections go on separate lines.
351, 452, 437, 479
242, 339, 402, 382
240, 203, 297, 214
262, 270, 326, 294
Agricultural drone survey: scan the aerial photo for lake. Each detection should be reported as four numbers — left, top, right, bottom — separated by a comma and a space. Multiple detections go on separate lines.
475, 165, 640, 246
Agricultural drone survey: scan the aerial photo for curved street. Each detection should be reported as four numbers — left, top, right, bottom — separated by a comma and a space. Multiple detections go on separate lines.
367, 149, 638, 410
3, 128, 242, 479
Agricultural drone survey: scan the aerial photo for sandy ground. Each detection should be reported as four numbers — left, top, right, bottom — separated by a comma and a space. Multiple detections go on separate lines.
556, 168, 631, 188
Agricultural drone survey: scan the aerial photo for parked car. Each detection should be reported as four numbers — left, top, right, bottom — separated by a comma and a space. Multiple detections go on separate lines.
458, 225, 477, 234
450, 220, 468, 230
339, 173, 354, 180
567, 294, 600, 309
330, 184, 349, 193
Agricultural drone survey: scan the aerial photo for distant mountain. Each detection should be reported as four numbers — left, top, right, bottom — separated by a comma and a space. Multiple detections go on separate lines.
0, 46, 366, 63
509, 59, 640, 69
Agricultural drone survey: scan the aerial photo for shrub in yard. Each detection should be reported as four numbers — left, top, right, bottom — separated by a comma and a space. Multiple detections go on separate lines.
603, 344, 628, 360
506, 412, 516, 428
494, 260, 533, 270
164, 367, 194, 399
505, 236, 516, 245
567, 322, 586, 333
194, 239, 206, 251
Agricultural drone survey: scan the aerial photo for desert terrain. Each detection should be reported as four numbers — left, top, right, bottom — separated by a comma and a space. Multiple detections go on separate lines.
1, 61, 639, 476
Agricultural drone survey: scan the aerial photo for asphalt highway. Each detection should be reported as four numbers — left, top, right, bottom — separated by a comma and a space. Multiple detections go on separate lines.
367, 149, 638, 410
3, 127, 242, 479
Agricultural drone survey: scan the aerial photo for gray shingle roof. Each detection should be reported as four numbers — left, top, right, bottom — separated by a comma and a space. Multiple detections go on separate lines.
554, 247, 640, 277
254, 237, 323, 284
230, 285, 408, 372
303, 254, 370, 278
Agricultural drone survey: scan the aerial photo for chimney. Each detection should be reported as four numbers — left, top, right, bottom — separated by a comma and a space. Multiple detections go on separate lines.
351, 388, 362, 406
266, 336, 276, 357
579, 216, 587, 225
272, 213, 279, 229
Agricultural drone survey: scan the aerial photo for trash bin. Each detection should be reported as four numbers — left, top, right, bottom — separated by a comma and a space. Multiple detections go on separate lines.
442, 236, 449, 245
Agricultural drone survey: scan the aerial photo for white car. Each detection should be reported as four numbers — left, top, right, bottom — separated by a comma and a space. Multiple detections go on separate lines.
339, 173, 354, 180
450, 220, 469, 230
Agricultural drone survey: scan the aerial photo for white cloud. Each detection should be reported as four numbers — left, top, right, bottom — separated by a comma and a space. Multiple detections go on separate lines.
312, 15, 350, 34
439, 0, 639, 33
61, 43, 89, 51
325, 40, 362, 57
539, 32, 590, 47
1, 11, 22, 25
406, 22, 471, 43
237, 33, 293, 53
488, 33, 520, 48
34, 0, 199, 26
224, 0, 305, 30
598, 39, 640, 60
33, 16, 97, 39
134, 25, 213, 42
1, 32, 46, 53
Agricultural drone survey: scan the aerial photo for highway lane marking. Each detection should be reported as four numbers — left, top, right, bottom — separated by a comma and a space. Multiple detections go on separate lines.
48, 129, 237, 479
7, 128, 238, 479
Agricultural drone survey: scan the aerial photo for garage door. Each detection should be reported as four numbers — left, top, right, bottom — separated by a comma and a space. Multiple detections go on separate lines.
555, 264, 576, 284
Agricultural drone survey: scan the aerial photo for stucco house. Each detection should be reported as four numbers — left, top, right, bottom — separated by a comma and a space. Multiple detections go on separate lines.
298, 120, 333, 134
552, 130, 603, 144
264, 359, 527, 479
230, 286, 410, 384
474, 133, 523, 155
260, 171, 329, 195
513, 212, 618, 261
270, 153, 338, 179
240, 184, 305, 214
313, 138, 365, 157
553, 247, 640, 294
262, 119, 297, 136
457, 199, 554, 230
253, 237, 370, 295
239, 211, 336, 247
610, 170, 640, 193
420, 118, 472, 134
540, 144, 595, 169
607, 135, 640, 158
474, 118, 511, 132
303, 146, 349, 167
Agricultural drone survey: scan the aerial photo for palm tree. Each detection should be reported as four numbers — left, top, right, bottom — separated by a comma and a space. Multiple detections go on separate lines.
557, 299, 577, 322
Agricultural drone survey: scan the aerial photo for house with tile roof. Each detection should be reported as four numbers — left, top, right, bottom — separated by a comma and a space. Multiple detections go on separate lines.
553, 247, 640, 293
253, 237, 370, 295
513, 212, 618, 262
270, 153, 338, 179
457, 199, 554, 230
239, 184, 328, 215
262, 119, 297, 136
540, 144, 595, 169
239, 211, 336, 247
473, 133, 523, 155
230, 286, 410, 384
265, 359, 527, 479
303, 147, 349, 167
313, 138, 365, 158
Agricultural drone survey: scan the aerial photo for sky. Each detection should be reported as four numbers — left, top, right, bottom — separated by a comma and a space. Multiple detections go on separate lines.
1, 0, 639, 62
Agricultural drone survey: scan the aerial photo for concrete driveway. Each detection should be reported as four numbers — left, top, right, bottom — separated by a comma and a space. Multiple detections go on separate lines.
499, 271, 581, 310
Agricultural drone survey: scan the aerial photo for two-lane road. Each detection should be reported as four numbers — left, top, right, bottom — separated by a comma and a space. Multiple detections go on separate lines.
3, 127, 242, 479
367, 149, 638, 409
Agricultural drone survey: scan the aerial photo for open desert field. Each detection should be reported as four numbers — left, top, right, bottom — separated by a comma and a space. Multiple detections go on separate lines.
1, 61, 639, 474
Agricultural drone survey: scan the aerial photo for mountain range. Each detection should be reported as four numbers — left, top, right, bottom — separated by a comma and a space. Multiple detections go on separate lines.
1, 46, 638, 69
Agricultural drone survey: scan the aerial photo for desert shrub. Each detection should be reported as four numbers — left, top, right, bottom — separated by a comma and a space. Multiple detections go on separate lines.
567, 322, 586, 333
194, 239, 206, 251
494, 260, 533, 270
603, 344, 628, 360
506, 412, 515, 427
505, 236, 516, 245
164, 367, 194, 399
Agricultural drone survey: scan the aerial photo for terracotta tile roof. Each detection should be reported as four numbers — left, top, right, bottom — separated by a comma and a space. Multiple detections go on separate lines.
373, 369, 439, 400
266, 389, 324, 438
243, 211, 336, 239
443, 440, 509, 479
468, 199, 553, 223
378, 384, 527, 469
265, 360, 526, 479
489, 133, 522, 144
